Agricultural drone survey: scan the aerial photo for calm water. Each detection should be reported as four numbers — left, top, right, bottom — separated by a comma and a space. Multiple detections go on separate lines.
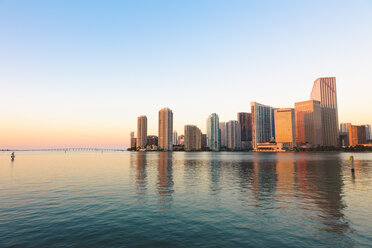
0, 151, 371, 248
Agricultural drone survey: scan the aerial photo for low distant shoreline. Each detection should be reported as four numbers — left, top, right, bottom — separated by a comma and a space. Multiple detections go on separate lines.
2, 148, 372, 153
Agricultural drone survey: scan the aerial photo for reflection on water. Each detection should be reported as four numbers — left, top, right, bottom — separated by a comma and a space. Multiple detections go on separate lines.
157, 152, 174, 207
1, 151, 372, 247
134, 152, 147, 203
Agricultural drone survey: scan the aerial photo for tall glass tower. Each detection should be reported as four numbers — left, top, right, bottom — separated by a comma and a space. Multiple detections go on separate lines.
310, 77, 339, 147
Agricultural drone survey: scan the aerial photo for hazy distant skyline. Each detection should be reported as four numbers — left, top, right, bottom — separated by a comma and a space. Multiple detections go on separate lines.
1, 0, 371, 148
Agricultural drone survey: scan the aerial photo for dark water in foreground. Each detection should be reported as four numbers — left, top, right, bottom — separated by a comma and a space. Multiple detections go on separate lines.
0, 151, 371, 247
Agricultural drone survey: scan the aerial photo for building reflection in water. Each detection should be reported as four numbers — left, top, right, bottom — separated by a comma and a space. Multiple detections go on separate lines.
294, 154, 350, 239
233, 156, 255, 206
252, 153, 277, 208
157, 152, 174, 208
183, 156, 204, 190
209, 155, 222, 196
276, 154, 295, 199
134, 152, 147, 203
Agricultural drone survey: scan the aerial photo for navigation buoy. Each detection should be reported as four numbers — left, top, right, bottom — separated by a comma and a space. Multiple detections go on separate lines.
11, 152, 15, 161
349, 156, 354, 172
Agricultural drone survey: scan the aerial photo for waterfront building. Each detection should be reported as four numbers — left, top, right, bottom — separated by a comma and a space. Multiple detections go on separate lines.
184, 125, 202, 151
295, 100, 323, 146
201, 134, 208, 148
365, 124, 371, 141
136, 115, 147, 148
340, 123, 352, 146
173, 131, 178, 145
226, 120, 241, 150
310, 77, 339, 146
251, 102, 274, 149
158, 108, 173, 151
348, 125, 367, 146
237, 112, 252, 149
130, 131, 136, 149
146, 135, 158, 146
207, 113, 220, 151
219, 122, 227, 147
177, 135, 185, 146
340, 123, 351, 134
274, 108, 296, 148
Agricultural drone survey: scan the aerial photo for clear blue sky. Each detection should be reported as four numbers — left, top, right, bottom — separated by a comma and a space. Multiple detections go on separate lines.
0, 0, 371, 148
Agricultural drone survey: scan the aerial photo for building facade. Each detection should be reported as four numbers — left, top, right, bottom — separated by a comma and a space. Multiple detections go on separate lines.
201, 134, 208, 148
274, 108, 296, 148
365, 124, 371, 141
158, 108, 173, 151
177, 135, 185, 146
207, 113, 220, 151
237, 112, 252, 149
219, 122, 227, 147
130, 131, 136, 149
251, 102, 274, 149
146, 135, 158, 146
348, 125, 367, 146
173, 131, 178, 145
295, 100, 323, 146
340, 123, 352, 146
184, 125, 202, 151
226, 120, 241, 150
137, 115, 147, 148
310, 77, 339, 146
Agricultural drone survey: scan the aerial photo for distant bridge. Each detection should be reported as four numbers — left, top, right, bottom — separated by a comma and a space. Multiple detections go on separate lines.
1, 148, 126, 152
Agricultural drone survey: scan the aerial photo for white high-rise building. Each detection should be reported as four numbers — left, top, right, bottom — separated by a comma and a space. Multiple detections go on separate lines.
207, 113, 220, 151
158, 108, 173, 151
251, 102, 274, 149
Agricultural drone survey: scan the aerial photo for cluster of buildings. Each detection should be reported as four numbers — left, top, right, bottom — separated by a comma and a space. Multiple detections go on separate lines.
130, 77, 372, 152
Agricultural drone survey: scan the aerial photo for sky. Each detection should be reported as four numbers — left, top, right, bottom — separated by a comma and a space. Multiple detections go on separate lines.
0, 0, 371, 149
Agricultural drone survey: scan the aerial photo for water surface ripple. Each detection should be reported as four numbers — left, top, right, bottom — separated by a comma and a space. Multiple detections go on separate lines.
1, 151, 371, 247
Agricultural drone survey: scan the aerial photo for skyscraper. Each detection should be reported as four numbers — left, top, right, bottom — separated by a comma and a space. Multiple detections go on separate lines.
219, 122, 227, 147
348, 125, 367, 146
173, 130, 178, 145
158, 108, 173, 151
310, 77, 339, 146
295, 100, 323, 146
251, 102, 274, 149
184, 125, 202, 151
274, 108, 296, 148
237, 112, 252, 149
207, 113, 220, 151
226, 120, 241, 150
137, 115, 147, 148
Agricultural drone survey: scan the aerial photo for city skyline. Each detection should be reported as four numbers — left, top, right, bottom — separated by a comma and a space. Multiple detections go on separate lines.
1, 1, 371, 149
129, 77, 371, 151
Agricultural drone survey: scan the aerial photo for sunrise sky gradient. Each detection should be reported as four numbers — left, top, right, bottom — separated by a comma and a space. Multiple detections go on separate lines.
1, 0, 371, 149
